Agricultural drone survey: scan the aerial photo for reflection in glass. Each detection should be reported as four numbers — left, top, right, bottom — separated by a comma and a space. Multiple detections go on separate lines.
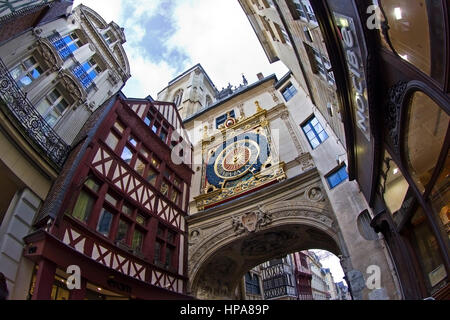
404, 92, 448, 192
97, 208, 113, 236
115, 220, 129, 243
430, 152, 450, 241
378, 0, 445, 83
381, 151, 409, 214
121, 146, 133, 164
410, 207, 447, 294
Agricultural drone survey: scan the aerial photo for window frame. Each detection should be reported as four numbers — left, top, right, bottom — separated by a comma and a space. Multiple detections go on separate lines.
301, 115, 329, 149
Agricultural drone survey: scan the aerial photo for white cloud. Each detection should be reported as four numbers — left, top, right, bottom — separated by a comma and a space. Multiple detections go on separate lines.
72, 0, 288, 98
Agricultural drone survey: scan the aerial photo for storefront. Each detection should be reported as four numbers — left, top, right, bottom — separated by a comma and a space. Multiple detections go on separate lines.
310, 0, 449, 299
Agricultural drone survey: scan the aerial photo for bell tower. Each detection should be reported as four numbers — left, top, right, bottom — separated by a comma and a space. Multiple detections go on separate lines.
157, 64, 218, 120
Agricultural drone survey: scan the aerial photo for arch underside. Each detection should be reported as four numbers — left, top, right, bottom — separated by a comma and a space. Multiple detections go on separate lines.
188, 201, 343, 300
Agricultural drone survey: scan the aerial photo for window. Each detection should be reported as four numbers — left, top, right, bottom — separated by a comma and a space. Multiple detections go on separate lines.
404, 92, 448, 193
51, 32, 81, 60
96, 208, 114, 237
378, 0, 445, 84
72, 191, 95, 222
216, 110, 235, 129
10, 56, 43, 88
36, 89, 69, 127
105, 131, 119, 151
115, 220, 129, 243
380, 150, 409, 214
72, 58, 100, 90
302, 116, 328, 149
281, 83, 297, 101
326, 165, 348, 189
154, 224, 177, 269
304, 43, 335, 86
245, 273, 261, 295
274, 22, 291, 45
132, 229, 144, 252
173, 89, 183, 108
102, 31, 115, 45
121, 146, 133, 164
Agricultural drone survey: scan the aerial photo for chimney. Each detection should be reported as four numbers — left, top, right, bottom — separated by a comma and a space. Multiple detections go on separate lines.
256, 72, 264, 80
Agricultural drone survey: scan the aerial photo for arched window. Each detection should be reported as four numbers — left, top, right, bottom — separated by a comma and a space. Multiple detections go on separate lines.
404, 91, 448, 193
173, 89, 183, 108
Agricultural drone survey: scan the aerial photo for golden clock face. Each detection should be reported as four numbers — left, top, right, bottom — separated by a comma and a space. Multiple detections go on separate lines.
214, 139, 260, 180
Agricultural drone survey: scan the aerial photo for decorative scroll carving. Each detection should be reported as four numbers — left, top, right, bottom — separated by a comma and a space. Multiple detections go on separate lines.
385, 81, 408, 151
296, 152, 315, 171
0, 57, 69, 168
232, 205, 272, 234
57, 70, 86, 105
35, 38, 63, 72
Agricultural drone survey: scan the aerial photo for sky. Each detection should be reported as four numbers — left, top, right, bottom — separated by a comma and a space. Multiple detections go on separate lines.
72, 0, 346, 287
73, 0, 289, 99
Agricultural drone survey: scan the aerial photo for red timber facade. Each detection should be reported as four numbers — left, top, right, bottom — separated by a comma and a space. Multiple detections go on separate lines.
23, 92, 194, 300
292, 252, 313, 300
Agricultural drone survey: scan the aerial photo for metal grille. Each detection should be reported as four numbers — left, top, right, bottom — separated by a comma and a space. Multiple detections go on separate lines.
0, 57, 70, 168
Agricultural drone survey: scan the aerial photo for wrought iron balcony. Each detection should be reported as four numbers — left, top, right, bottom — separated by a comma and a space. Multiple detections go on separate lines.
0, 58, 70, 169
48, 32, 73, 61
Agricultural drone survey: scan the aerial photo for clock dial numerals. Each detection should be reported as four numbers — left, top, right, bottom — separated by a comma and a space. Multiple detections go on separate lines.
214, 139, 260, 180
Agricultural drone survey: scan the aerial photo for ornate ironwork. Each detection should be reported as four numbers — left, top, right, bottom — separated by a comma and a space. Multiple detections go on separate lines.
0, 57, 70, 169
385, 81, 408, 151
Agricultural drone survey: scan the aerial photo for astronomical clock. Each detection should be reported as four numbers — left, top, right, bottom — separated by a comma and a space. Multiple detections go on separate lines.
194, 102, 286, 211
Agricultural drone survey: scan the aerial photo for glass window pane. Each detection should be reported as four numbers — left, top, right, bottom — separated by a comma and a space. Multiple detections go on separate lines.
160, 181, 169, 197
310, 138, 320, 149
122, 203, 133, 216
154, 241, 162, 262
318, 131, 328, 142
18, 76, 32, 87
136, 214, 147, 226
405, 92, 448, 192
382, 151, 409, 214
104, 193, 117, 207
379, 0, 445, 82
146, 168, 157, 185
121, 146, 133, 164
96, 209, 113, 236
410, 207, 447, 294
128, 136, 137, 146
171, 190, 179, 204
134, 157, 146, 176
165, 246, 173, 266
132, 230, 144, 252
105, 132, 119, 151
84, 179, 100, 192
311, 117, 318, 126
24, 57, 36, 68
115, 220, 129, 243
72, 191, 94, 222
114, 121, 125, 133
430, 152, 450, 242
306, 130, 316, 140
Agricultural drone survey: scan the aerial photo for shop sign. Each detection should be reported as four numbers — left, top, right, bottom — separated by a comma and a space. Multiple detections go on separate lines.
334, 13, 371, 142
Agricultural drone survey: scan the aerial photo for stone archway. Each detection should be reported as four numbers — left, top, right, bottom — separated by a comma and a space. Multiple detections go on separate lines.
187, 197, 348, 299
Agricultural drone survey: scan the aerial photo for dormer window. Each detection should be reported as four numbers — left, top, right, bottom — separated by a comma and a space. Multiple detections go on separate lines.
102, 31, 116, 45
